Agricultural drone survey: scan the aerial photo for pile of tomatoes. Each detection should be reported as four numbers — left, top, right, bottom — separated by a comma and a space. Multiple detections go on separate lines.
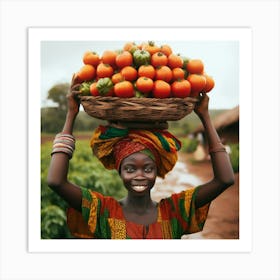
75, 41, 215, 99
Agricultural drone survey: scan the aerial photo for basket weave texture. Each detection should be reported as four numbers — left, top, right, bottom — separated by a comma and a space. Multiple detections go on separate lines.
79, 96, 198, 122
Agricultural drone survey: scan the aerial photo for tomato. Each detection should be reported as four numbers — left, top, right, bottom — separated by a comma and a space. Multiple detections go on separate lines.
151, 52, 168, 67
138, 65, 156, 79
133, 49, 151, 67
135, 77, 154, 94
152, 80, 171, 98
77, 64, 96, 81
160, 44, 173, 57
121, 66, 138, 81
155, 66, 173, 82
186, 59, 204, 74
96, 63, 114, 78
123, 41, 139, 54
89, 82, 99, 96
172, 67, 186, 81
168, 53, 184, 69
101, 50, 117, 67
114, 81, 135, 98
96, 77, 114, 96
187, 74, 207, 97
202, 74, 215, 93
83, 51, 100, 66
142, 41, 160, 55
111, 72, 124, 84
171, 80, 191, 98
115, 51, 133, 69
79, 81, 92, 95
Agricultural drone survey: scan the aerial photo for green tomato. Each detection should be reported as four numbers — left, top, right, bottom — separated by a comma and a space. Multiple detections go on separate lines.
96, 78, 114, 95
79, 81, 92, 96
133, 49, 151, 67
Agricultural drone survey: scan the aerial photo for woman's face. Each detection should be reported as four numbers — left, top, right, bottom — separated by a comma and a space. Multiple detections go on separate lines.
120, 152, 157, 194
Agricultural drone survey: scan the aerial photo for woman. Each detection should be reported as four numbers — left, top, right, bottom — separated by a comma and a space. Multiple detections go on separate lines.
47, 75, 235, 239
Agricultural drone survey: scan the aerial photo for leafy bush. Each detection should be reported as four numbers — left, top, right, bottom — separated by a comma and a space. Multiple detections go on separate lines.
179, 137, 199, 153
229, 143, 239, 173
41, 138, 126, 239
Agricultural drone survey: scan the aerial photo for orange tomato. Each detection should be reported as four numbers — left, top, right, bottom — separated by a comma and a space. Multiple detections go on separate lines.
121, 66, 138, 81
101, 50, 117, 67
138, 65, 156, 80
115, 51, 133, 69
142, 41, 161, 55
96, 63, 114, 78
155, 66, 173, 83
76, 64, 96, 81
172, 67, 186, 81
186, 59, 204, 74
111, 72, 124, 84
202, 74, 215, 93
168, 53, 184, 69
82, 51, 100, 66
151, 52, 168, 67
90, 82, 99, 96
187, 74, 207, 96
171, 79, 191, 98
114, 81, 135, 98
123, 41, 138, 53
135, 77, 154, 94
160, 44, 173, 57
152, 80, 171, 98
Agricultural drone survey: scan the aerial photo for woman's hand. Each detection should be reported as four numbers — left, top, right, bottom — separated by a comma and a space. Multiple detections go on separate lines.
194, 92, 209, 118
67, 74, 81, 116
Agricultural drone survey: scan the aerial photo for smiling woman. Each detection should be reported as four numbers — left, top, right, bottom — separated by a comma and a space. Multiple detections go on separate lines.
47, 74, 235, 239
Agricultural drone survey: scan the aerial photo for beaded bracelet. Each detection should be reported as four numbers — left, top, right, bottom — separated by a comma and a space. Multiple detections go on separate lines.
51, 133, 76, 159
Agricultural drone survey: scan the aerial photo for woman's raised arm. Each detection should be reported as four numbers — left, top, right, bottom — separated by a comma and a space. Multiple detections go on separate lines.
193, 93, 235, 208
47, 75, 83, 211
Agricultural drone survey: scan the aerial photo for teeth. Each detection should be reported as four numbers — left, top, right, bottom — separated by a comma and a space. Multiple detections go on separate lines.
132, 185, 147, 192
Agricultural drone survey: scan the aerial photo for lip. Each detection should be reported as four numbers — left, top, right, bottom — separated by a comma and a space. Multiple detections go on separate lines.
131, 185, 148, 192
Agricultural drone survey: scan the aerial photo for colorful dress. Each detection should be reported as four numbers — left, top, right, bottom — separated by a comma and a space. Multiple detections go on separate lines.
67, 186, 210, 239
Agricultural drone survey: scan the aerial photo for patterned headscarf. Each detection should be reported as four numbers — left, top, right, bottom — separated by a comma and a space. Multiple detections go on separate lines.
90, 125, 181, 178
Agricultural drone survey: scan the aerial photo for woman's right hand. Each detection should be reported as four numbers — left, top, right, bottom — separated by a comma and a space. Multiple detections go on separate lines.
67, 74, 81, 116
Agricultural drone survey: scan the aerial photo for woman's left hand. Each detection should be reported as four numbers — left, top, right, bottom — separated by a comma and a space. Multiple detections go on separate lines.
194, 93, 209, 117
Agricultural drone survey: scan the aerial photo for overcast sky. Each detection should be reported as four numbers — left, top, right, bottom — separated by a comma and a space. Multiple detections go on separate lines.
41, 40, 239, 109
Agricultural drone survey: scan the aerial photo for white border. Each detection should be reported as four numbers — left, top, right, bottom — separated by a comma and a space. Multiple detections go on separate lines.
28, 27, 251, 253
1, 1, 279, 279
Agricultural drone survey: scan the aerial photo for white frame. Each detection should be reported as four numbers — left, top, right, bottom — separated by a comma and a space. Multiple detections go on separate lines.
1, 1, 279, 279
29, 26, 251, 253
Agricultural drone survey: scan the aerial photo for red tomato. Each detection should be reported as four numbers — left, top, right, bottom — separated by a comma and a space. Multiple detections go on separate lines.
152, 80, 171, 98
171, 80, 191, 98
135, 77, 154, 94
114, 81, 135, 98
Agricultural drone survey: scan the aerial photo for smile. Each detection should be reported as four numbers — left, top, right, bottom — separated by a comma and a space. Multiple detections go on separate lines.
131, 185, 148, 192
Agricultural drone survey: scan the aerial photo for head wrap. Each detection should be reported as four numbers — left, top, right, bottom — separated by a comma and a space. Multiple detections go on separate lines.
90, 125, 181, 178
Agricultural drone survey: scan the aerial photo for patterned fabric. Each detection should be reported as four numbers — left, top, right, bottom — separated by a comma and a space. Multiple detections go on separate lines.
67, 186, 210, 239
90, 126, 181, 178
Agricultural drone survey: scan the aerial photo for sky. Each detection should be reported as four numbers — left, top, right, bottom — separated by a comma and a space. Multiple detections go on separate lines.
41, 40, 239, 109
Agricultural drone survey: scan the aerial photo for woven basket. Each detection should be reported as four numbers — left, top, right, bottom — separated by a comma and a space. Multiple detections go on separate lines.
79, 96, 198, 122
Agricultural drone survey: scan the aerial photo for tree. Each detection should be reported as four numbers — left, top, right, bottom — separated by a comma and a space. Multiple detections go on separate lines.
47, 83, 69, 111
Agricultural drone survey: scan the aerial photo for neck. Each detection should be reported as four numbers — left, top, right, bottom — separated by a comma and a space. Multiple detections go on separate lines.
122, 192, 155, 214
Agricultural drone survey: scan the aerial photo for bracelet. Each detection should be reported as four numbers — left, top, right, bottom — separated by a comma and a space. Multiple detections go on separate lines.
209, 142, 226, 154
51, 133, 76, 159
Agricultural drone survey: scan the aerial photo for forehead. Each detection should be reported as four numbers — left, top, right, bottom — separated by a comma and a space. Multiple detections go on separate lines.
121, 152, 155, 164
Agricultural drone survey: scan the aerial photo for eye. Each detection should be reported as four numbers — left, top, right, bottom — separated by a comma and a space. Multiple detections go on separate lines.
124, 165, 135, 173
144, 165, 155, 173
